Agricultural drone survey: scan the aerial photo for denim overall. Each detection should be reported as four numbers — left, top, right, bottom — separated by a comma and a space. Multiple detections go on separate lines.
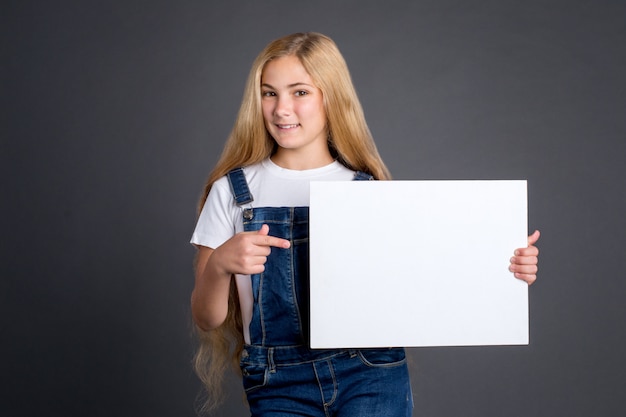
227, 168, 413, 417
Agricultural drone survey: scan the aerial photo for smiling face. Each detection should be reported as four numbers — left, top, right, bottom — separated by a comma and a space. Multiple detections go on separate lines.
261, 55, 331, 169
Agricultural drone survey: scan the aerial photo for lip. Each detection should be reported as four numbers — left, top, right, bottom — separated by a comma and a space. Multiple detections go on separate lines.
275, 123, 299, 130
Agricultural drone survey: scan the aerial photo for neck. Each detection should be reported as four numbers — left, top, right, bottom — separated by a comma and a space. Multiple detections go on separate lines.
271, 148, 334, 170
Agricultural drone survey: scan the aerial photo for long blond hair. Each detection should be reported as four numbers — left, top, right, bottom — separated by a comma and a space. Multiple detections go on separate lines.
193, 32, 391, 414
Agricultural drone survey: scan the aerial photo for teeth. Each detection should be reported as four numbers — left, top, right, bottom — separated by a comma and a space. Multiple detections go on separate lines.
278, 124, 298, 129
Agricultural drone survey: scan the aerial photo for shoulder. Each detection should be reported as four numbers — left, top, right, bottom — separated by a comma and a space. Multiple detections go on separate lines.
209, 161, 265, 193
209, 175, 232, 197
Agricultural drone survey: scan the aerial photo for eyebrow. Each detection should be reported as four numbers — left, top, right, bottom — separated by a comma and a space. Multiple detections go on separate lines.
261, 82, 314, 89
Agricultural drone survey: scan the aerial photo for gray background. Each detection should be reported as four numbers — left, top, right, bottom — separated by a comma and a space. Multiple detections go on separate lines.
3, 0, 625, 416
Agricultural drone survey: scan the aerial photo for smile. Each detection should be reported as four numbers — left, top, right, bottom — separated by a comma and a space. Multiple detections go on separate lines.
276, 124, 299, 129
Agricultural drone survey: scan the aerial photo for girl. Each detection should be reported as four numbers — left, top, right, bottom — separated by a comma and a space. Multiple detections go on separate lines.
191, 32, 540, 416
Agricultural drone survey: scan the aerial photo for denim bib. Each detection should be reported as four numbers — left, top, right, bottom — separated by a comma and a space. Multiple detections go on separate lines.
227, 167, 372, 347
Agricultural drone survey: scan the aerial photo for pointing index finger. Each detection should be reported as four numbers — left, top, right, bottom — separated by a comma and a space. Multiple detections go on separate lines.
258, 234, 291, 249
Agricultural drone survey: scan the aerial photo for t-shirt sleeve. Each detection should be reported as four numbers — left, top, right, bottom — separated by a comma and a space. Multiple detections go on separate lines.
190, 178, 237, 249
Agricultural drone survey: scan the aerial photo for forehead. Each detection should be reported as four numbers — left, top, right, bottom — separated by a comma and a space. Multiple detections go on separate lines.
261, 55, 315, 86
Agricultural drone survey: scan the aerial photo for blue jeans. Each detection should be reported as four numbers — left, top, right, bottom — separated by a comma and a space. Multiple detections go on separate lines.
241, 345, 413, 417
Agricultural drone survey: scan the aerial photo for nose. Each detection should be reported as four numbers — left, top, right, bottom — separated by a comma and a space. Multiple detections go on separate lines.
274, 94, 292, 117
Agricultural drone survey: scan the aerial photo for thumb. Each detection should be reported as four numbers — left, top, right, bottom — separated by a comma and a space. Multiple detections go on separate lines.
257, 224, 270, 236
528, 230, 541, 246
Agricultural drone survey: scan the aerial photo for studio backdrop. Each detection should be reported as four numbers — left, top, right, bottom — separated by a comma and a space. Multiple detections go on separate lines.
3, 1, 625, 416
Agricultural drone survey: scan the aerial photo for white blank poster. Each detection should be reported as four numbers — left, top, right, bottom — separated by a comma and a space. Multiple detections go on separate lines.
309, 180, 528, 348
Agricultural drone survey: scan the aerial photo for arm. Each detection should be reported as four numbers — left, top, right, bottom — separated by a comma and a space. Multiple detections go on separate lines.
509, 230, 540, 285
191, 224, 291, 331
191, 246, 231, 331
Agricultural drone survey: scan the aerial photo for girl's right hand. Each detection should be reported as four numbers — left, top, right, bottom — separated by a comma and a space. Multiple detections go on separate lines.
192, 224, 290, 330
212, 224, 291, 276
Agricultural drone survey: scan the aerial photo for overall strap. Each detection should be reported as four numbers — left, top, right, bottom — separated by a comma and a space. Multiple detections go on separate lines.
226, 168, 254, 206
353, 171, 374, 181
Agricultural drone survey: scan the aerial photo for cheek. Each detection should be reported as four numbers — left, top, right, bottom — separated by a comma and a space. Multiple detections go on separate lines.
312, 103, 327, 127
312, 97, 327, 123
261, 103, 273, 123
300, 100, 325, 122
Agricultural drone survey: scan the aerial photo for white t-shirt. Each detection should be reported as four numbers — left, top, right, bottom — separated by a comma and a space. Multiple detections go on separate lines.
191, 158, 355, 343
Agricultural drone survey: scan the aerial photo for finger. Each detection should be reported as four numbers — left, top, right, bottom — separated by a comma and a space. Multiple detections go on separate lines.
246, 262, 267, 275
238, 254, 270, 274
514, 230, 540, 256
515, 245, 539, 257
513, 272, 537, 285
255, 224, 291, 249
257, 224, 270, 236
250, 255, 268, 269
510, 255, 538, 265
509, 263, 538, 274
527, 230, 540, 246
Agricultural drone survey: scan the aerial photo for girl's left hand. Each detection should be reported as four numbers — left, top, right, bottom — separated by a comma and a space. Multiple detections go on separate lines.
509, 230, 540, 285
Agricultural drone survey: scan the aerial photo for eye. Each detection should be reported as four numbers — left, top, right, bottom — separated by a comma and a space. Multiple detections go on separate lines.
294, 90, 308, 97
262, 91, 276, 97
